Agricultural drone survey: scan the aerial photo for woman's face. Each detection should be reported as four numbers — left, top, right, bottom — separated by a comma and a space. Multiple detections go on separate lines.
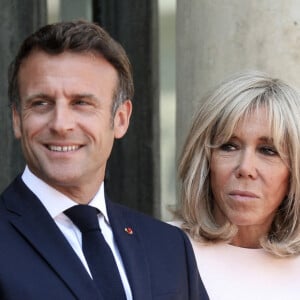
210, 108, 289, 245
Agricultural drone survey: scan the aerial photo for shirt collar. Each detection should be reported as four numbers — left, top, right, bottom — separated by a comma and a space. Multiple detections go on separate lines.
21, 166, 109, 223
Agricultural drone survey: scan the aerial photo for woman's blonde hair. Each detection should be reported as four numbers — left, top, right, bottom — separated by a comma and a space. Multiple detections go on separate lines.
177, 70, 300, 257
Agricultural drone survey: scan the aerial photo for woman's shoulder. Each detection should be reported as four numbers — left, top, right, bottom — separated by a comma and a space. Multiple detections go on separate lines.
167, 219, 207, 248
167, 219, 183, 228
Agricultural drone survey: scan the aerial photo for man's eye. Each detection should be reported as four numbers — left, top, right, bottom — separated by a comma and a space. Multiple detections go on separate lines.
32, 100, 49, 106
219, 143, 237, 151
74, 99, 89, 105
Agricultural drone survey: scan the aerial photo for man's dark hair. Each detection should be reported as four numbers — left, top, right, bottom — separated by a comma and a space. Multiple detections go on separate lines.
8, 20, 134, 115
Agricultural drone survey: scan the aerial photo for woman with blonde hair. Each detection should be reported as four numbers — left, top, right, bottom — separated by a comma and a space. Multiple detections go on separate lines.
174, 71, 300, 299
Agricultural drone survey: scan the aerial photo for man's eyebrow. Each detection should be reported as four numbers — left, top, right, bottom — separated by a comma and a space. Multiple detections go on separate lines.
71, 93, 98, 99
23, 93, 99, 102
23, 93, 52, 102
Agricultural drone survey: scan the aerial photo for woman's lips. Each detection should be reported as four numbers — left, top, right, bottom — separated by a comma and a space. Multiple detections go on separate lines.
229, 190, 259, 200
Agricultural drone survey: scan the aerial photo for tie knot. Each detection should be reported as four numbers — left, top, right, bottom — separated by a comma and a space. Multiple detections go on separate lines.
65, 205, 100, 233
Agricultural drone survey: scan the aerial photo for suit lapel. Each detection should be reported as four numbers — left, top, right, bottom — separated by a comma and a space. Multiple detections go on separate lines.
3, 177, 102, 300
107, 199, 152, 300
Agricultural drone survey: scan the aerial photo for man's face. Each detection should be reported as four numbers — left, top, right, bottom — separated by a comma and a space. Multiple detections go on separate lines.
13, 50, 131, 200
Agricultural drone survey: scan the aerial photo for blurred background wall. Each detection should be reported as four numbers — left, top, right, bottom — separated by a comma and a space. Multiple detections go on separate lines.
176, 0, 300, 156
2, 0, 300, 220
0, 0, 176, 220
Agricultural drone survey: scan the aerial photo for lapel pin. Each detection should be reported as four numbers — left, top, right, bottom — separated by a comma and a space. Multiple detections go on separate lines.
124, 227, 133, 235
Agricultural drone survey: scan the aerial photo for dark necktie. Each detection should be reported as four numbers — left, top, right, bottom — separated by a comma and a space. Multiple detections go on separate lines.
65, 205, 126, 300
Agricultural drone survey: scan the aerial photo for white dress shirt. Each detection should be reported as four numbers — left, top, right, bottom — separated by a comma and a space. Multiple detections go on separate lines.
22, 166, 132, 300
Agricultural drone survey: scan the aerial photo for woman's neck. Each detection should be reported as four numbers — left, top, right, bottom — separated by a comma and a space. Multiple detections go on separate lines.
230, 225, 268, 248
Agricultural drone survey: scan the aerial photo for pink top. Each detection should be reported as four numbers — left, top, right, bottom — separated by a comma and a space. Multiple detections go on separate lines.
191, 239, 300, 299
169, 221, 300, 299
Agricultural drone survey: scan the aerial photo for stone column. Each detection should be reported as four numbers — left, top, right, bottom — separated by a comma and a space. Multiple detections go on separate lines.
176, 0, 300, 154
93, 0, 160, 217
0, 0, 47, 193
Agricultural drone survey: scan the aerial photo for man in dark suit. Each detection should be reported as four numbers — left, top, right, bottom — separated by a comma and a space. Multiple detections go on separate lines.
0, 21, 208, 299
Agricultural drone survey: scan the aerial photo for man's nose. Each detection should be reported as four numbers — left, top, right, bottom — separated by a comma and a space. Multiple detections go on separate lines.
49, 102, 75, 134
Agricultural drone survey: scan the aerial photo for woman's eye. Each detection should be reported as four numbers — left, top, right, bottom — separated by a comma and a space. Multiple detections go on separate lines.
260, 146, 278, 156
219, 143, 237, 151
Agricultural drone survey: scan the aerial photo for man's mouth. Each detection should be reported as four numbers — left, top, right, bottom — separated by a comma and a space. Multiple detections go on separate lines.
47, 145, 80, 152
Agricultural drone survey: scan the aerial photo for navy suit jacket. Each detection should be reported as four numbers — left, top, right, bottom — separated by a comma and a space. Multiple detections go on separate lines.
0, 176, 208, 300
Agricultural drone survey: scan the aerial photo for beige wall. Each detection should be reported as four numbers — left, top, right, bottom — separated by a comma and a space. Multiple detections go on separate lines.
176, 0, 300, 153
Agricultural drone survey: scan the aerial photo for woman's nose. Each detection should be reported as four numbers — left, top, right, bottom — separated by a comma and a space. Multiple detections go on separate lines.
234, 149, 258, 179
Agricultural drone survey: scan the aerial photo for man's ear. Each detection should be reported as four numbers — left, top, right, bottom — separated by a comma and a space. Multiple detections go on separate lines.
113, 99, 132, 139
12, 105, 22, 139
